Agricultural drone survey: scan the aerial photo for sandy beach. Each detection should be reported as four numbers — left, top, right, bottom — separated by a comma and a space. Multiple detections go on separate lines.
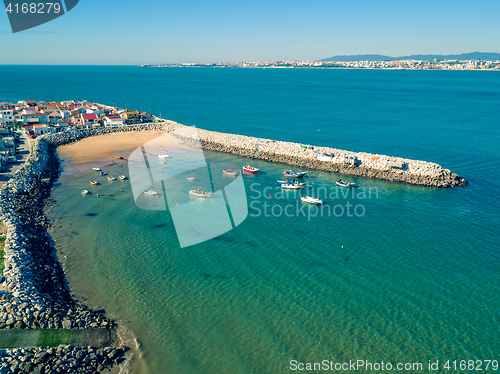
57, 131, 182, 165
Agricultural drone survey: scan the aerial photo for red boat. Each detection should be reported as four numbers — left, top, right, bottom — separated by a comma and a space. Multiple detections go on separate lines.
242, 165, 259, 173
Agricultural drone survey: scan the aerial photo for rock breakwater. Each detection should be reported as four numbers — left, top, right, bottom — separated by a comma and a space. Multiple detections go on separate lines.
0, 345, 125, 373
166, 122, 467, 188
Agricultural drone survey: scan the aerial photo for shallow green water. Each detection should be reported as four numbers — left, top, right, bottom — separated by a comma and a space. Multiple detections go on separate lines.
47, 150, 499, 374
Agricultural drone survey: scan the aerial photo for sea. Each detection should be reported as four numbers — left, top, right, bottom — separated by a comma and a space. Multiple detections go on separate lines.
1, 66, 499, 373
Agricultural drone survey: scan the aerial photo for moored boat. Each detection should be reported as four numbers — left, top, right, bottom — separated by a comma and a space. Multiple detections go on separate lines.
189, 187, 212, 198
158, 154, 169, 159
223, 168, 240, 176
144, 189, 158, 196
300, 196, 322, 204
92, 167, 101, 171
336, 179, 355, 188
107, 176, 116, 181
283, 170, 307, 178
277, 180, 306, 186
100, 171, 108, 176
119, 175, 127, 180
242, 165, 259, 173
279, 183, 305, 189
187, 177, 197, 181
81, 189, 90, 195
90, 180, 98, 185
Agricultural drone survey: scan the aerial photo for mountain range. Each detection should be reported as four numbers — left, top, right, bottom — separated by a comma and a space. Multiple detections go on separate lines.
318, 52, 500, 62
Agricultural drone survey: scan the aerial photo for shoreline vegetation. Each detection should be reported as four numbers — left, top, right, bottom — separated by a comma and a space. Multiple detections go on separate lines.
0, 115, 467, 372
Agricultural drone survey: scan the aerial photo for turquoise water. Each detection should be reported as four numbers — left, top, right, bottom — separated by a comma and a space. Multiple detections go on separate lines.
1, 66, 499, 373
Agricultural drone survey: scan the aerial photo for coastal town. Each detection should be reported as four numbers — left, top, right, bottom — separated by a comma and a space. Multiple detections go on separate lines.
140, 58, 500, 70
0, 99, 153, 171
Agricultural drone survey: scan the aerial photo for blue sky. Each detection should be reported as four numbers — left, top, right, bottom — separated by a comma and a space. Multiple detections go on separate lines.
1, 0, 499, 64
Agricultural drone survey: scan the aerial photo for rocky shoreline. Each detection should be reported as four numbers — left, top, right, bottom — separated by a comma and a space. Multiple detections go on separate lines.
166, 122, 467, 188
0, 125, 164, 373
0, 119, 466, 373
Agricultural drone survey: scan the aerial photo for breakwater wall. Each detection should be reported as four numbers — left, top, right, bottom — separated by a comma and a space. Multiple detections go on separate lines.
166, 122, 467, 188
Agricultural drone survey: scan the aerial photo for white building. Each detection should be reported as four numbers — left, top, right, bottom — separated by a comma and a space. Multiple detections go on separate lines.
0, 109, 15, 125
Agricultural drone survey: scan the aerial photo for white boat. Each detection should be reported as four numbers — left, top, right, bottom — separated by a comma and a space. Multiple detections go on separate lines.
336, 179, 355, 188
280, 183, 305, 189
158, 154, 169, 159
277, 180, 306, 186
144, 189, 158, 196
189, 187, 212, 198
223, 168, 240, 176
301, 196, 322, 204
119, 175, 127, 180
283, 170, 307, 178
107, 176, 116, 181
90, 180, 98, 185
81, 190, 90, 195
92, 167, 101, 171
187, 177, 197, 181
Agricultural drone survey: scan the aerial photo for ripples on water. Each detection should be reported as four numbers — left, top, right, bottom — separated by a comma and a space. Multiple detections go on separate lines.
47, 149, 499, 374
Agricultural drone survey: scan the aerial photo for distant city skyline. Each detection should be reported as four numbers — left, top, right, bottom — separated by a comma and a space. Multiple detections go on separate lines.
1, 0, 500, 64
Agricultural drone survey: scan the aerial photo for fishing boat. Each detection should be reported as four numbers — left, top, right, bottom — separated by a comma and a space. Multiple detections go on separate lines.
242, 165, 259, 173
336, 179, 355, 188
90, 180, 98, 185
119, 175, 127, 180
100, 171, 108, 176
92, 167, 101, 171
81, 190, 90, 195
223, 168, 240, 176
144, 189, 158, 196
107, 176, 116, 181
279, 183, 305, 189
277, 180, 306, 186
189, 187, 212, 198
301, 196, 322, 204
187, 177, 197, 181
282, 170, 307, 178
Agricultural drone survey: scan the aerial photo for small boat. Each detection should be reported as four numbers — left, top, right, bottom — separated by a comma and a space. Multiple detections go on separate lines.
223, 168, 240, 176
242, 165, 259, 173
336, 179, 355, 188
301, 196, 322, 205
81, 190, 90, 195
279, 183, 305, 189
158, 154, 169, 159
119, 175, 127, 180
187, 177, 197, 181
189, 187, 212, 198
282, 170, 307, 178
90, 180, 98, 185
144, 189, 158, 196
107, 176, 116, 181
100, 171, 108, 176
92, 167, 101, 171
277, 180, 306, 186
